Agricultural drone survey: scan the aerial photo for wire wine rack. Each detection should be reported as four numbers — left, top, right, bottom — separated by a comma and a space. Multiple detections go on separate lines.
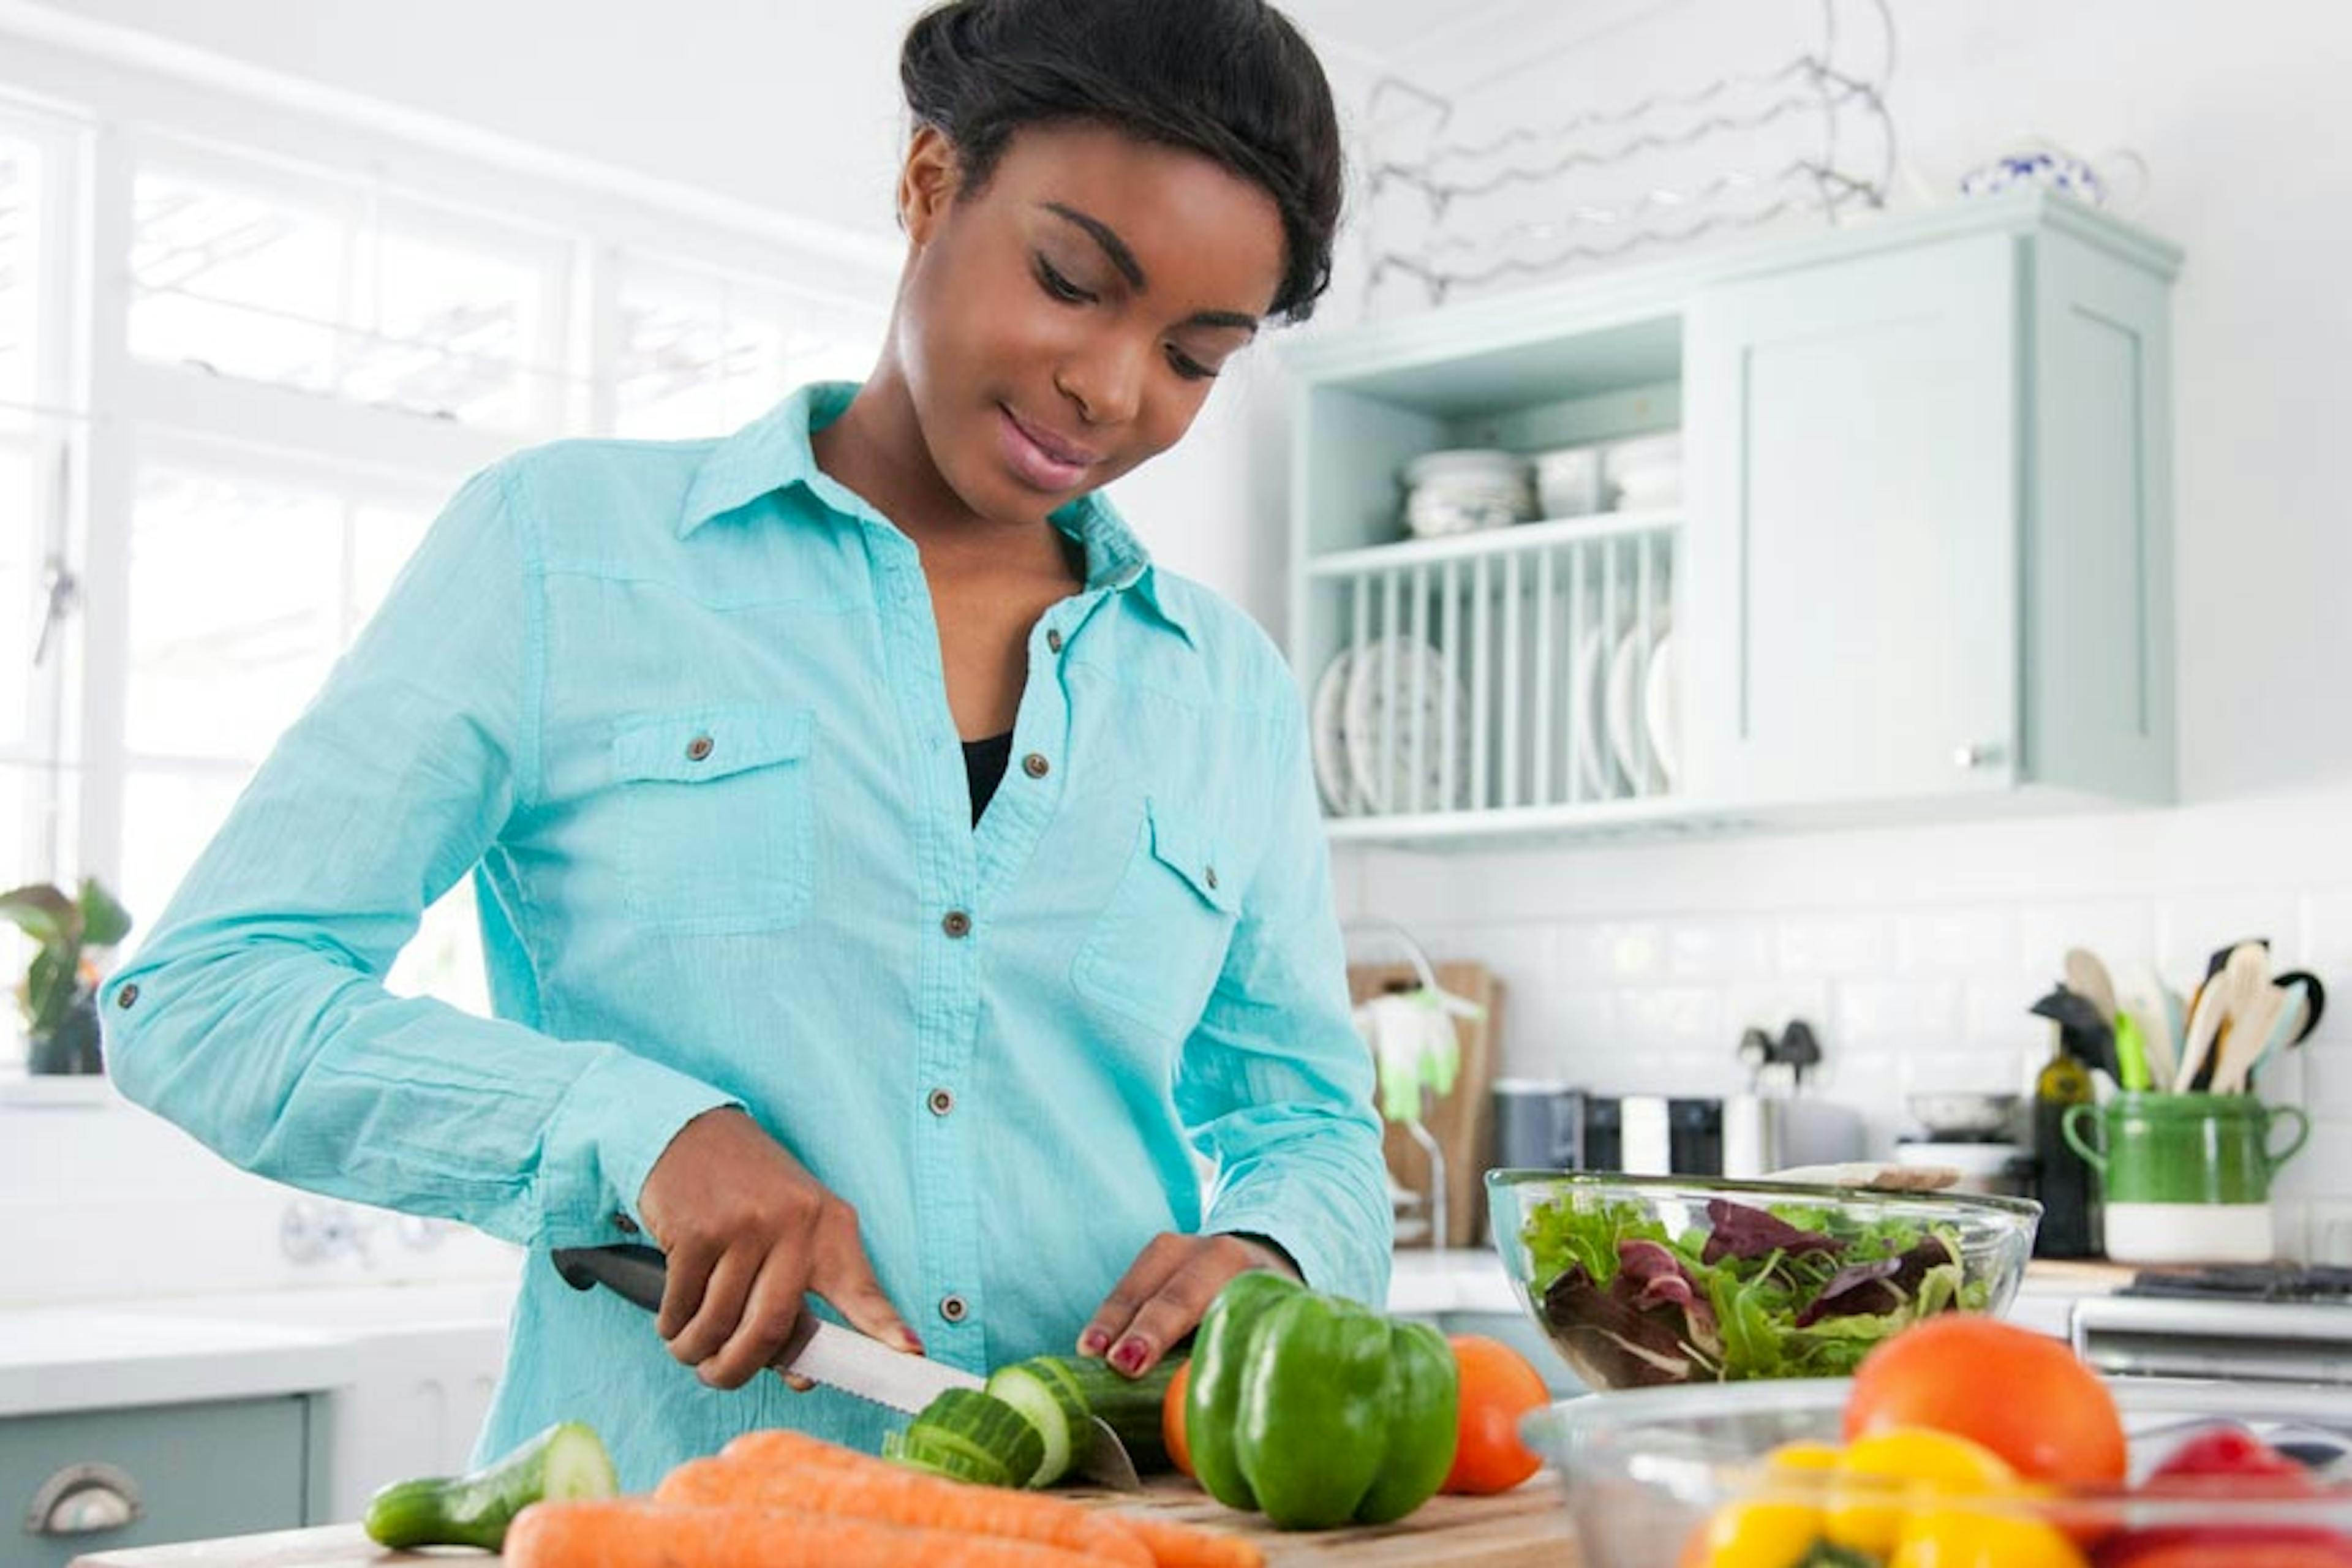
1360, 0, 1898, 310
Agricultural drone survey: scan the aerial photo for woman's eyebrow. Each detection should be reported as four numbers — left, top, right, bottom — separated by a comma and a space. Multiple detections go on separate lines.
1039, 202, 1261, 335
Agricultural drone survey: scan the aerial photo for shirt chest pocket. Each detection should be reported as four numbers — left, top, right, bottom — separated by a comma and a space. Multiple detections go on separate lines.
1072, 799, 1241, 1042
610, 705, 815, 936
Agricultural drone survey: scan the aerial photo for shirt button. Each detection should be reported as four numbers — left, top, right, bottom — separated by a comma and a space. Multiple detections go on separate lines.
1022, 752, 1050, 780
927, 1087, 956, 1117
116, 983, 140, 1009
685, 734, 714, 763
1046, 628, 1064, 654
1205, 865, 1219, 891
941, 910, 973, 939
612, 1213, 639, 1235
939, 1294, 968, 1324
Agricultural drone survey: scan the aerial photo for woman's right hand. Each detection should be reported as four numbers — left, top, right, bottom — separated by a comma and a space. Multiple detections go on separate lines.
635, 1107, 921, 1390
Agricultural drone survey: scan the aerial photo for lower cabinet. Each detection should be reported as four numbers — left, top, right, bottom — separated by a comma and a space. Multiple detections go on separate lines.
1, 1395, 324, 1568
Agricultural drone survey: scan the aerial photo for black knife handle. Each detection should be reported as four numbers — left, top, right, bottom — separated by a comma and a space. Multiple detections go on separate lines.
552, 1242, 669, 1315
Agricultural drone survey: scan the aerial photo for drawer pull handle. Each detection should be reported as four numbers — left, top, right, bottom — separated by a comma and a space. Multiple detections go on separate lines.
26, 1463, 143, 1537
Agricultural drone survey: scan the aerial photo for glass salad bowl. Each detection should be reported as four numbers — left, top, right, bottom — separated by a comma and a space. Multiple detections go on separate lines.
1523, 1377, 2352, 1568
1485, 1170, 2040, 1390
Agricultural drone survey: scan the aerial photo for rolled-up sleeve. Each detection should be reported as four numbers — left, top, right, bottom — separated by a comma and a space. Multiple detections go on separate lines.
1175, 695, 1392, 1307
102, 459, 739, 1250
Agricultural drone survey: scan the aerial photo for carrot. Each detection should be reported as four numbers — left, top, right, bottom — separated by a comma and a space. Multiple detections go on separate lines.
1110, 1514, 1267, 1568
660, 1450, 1152, 1567
505, 1498, 1124, 1568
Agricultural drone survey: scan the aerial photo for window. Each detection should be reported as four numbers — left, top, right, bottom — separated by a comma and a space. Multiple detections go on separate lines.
0, 76, 890, 1061
128, 145, 575, 435
612, 257, 878, 439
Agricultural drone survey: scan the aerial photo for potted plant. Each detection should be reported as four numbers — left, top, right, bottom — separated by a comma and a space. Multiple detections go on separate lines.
1, 878, 132, 1075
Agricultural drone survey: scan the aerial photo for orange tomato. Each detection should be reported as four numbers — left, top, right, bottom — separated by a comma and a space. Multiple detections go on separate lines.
1163, 1358, 1193, 1479
1844, 1317, 2127, 1488
1442, 1334, 1548, 1494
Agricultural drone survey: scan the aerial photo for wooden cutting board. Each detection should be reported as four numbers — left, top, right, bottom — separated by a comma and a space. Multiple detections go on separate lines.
70, 1476, 1575, 1567
1350, 959, 1504, 1251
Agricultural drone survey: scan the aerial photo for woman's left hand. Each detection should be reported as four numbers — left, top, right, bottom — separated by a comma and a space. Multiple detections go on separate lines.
1077, 1231, 1300, 1378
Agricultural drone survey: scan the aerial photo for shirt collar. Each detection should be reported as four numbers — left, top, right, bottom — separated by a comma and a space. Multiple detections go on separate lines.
677, 381, 1194, 646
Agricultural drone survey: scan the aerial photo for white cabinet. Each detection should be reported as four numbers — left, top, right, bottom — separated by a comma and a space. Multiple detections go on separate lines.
1281, 190, 2179, 846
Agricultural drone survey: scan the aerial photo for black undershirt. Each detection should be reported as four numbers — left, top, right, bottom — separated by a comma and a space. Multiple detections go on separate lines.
961, 729, 1015, 826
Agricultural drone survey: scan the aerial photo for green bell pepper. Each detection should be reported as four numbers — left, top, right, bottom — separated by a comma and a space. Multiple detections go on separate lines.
1185, 1272, 1459, 1529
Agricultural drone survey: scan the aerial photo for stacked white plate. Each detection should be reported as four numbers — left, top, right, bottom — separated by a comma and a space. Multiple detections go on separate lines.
1311, 641, 1472, 816
1399, 448, 1532, 540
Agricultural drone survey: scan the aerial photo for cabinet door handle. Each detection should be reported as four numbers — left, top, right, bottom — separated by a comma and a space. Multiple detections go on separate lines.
1953, 742, 2005, 771
25, 1463, 144, 1536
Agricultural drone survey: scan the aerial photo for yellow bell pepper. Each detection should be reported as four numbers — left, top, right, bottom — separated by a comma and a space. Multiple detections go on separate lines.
1823, 1428, 2016, 1556
1888, 1505, 2087, 1568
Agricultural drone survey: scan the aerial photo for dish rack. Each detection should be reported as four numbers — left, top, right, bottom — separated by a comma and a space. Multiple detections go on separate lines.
1306, 510, 1679, 829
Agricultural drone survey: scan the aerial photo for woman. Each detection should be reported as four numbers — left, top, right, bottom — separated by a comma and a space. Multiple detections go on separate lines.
104, 0, 1387, 1488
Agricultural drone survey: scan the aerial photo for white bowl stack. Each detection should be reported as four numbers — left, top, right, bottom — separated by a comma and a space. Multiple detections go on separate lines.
1603, 431, 1683, 511
1530, 445, 1603, 519
1399, 448, 1533, 539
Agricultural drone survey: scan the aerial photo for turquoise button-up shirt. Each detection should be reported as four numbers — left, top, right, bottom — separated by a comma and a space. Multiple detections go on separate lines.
102, 382, 1390, 1488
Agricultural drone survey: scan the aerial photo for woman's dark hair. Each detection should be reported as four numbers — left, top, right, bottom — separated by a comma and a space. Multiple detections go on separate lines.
900, 0, 1343, 325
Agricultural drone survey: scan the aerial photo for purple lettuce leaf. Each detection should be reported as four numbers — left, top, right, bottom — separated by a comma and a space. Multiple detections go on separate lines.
1700, 1199, 1848, 1265
1540, 1262, 1714, 1387
1793, 1234, 1962, 1327
1618, 1237, 1722, 1355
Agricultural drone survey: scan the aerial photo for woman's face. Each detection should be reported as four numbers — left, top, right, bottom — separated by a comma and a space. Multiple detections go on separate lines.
892, 119, 1288, 527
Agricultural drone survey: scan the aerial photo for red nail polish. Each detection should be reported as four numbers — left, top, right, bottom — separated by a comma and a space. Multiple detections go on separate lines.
1079, 1330, 1109, 1355
1110, 1338, 1146, 1374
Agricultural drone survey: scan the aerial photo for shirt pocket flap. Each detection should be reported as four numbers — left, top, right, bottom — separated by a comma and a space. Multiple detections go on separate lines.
612, 706, 813, 784
1145, 798, 1238, 915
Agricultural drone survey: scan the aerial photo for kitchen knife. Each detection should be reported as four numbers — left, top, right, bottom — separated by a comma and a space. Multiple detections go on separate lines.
549, 1244, 1143, 1490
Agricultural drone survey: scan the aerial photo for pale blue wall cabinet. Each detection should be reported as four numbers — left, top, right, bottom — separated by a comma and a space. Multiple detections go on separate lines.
1282, 190, 2179, 845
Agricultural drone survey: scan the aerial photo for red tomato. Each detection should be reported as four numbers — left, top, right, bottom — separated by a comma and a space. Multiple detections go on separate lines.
1163, 1359, 1193, 1479
1442, 1334, 1549, 1494
1845, 1316, 2127, 1488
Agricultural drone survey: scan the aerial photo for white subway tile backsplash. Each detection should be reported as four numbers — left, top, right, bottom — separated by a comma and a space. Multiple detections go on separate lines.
1835, 979, 1964, 1052
1900, 908, 2021, 977
1776, 913, 1897, 978
1555, 921, 1668, 984
2016, 900, 2157, 979
1613, 985, 1725, 1052
2269, 1112, 2350, 1201
2156, 891, 2305, 976
1668, 918, 1776, 981
2301, 1042, 2352, 1115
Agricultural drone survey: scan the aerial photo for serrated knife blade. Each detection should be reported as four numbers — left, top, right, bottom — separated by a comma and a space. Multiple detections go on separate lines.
549, 1243, 1142, 1489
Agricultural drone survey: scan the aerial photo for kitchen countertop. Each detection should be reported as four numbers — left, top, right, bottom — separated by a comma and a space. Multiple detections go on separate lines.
0, 1279, 511, 1417
69, 1476, 1576, 1567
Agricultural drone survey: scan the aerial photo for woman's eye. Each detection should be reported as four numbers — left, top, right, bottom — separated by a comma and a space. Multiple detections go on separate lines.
1166, 346, 1218, 383
1035, 257, 1092, 304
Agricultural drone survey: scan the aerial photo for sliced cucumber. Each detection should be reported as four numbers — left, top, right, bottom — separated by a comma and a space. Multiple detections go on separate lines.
984, 1359, 1091, 1485
987, 1354, 1182, 1480
893, 1388, 1043, 1490
363, 1420, 616, 1550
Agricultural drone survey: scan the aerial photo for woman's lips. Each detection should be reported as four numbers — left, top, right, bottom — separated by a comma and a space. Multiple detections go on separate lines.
998, 406, 1098, 492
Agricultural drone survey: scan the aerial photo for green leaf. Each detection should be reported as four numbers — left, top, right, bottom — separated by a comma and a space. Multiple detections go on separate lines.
1521, 1194, 1672, 1292
25, 946, 72, 1035
77, 878, 132, 948
0, 884, 78, 951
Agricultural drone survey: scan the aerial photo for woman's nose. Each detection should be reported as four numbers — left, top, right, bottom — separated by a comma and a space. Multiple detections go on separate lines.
1055, 335, 1148, 428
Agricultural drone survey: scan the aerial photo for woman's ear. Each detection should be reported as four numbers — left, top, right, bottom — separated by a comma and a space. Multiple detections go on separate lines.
898, 125, 961, 246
